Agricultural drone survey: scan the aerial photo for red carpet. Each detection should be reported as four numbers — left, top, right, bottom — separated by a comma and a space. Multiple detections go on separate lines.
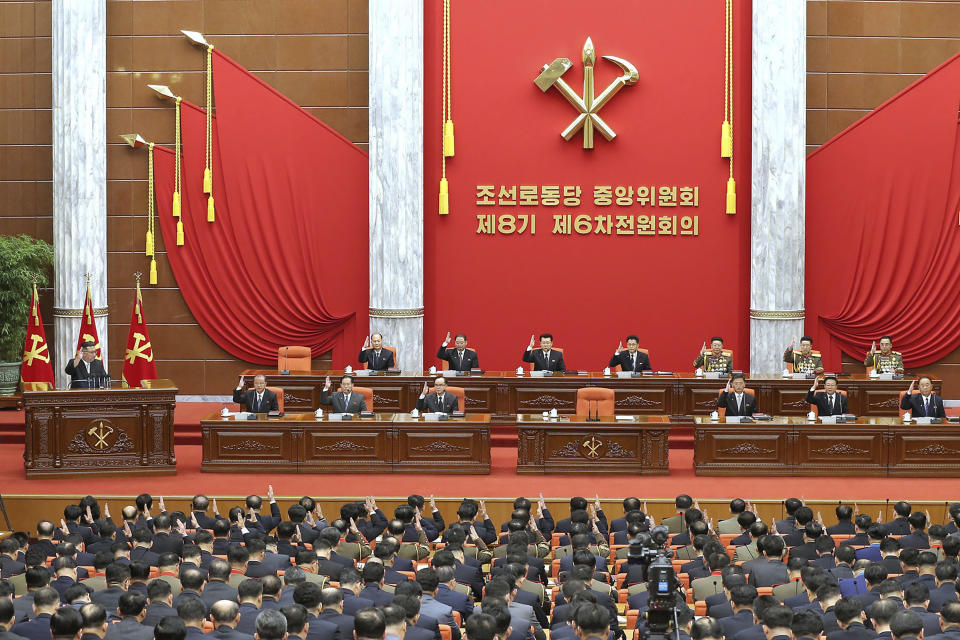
0, 441, 957, 500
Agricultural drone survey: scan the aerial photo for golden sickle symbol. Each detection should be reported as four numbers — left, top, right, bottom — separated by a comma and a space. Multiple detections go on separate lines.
535, 38, 638, 149
125, 332, 154, 364
23, 334, 50, 365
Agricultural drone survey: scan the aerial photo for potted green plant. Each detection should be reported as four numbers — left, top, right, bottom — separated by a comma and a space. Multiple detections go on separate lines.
0, 234, 54, 395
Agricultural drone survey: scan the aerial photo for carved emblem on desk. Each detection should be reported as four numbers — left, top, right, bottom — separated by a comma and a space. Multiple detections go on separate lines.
463, 396, 485, 407
283, 392, 310, 405
869, 397, 899, 409
907, 443, 960, 456
521, 394, 573, 408
781, 398, 809, 409
582, 436, 603, 458
551, 440, 581, 457
810, 443, 869, 456
615, 395, 658, 408
605, 441, 634, 457
222, 440, 280, 453
411, 440, 468, 454
316, 440, 373, 453
716, 443, 774, 456
550, 437, 635, 459
68, 421, 134, 454
373, 393, 393, 405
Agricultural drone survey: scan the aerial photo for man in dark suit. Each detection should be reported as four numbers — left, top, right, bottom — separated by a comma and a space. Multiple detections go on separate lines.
928, 602, 960, 640
522, 334, 564, 372
436, 332, 479, 372
608, 335, 652, 373
926, 562, 959, 613
358, 333, 394, 370
899, 513, 930, 551
829, 598, 877, 640
319, 375, 367, 413
904, 583, 942, 638
233, 374, 279, 413
885, 503, 914, 536
828, 505, 857, 536
141, 580, 177, 627
900, 377, 946, 418
358, 563, 394, 607
806, 376, 849, 416
0, 539, 24, 579
720, 585, 759, 639
791, 523, 826, 562
10, 587, 58, 640
201, 560, 239, 611
416, 378, 460, 414
64, 341, 108, 389
149, 515, 183, 555
206, 601, 254, 640
718, 374, 757, 417
747, 536, 789, 588
104, 592, 153, 640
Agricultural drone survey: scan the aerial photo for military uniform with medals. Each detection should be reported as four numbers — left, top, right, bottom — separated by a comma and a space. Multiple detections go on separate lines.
864, 351, 904, 373
693, 352, 733, 373
783, 348, 824, 374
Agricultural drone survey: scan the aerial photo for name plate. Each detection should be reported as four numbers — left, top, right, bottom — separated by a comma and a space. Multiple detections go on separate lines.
792, 372, 813, 380
327, 413, 353, 421
422, 412, 442, 420
820, 416, 838, 424
616, 371, 634, 379
353, 370, 372, 377
440, 370, 458, 377
615, 415, 636, 421
529, 370, 548, 378
704, 372, 725, 379
725, 416, 746, 423
877, 373, 895, 380
914, 416, 935, 425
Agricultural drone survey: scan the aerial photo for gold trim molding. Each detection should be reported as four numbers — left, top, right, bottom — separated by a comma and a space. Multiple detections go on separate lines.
368, 307, 424, 318
749, 309, 805, 320
53, 307, 110, 317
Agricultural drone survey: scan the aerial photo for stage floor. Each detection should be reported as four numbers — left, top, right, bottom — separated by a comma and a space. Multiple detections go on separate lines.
0, 442, 958, 500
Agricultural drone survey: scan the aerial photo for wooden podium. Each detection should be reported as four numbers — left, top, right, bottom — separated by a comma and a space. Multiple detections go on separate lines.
22, 379, 177, 478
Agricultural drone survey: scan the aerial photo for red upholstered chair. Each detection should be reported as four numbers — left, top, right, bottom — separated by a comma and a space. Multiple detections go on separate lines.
612, 347, 650, 372
528, 346, 564, 371
428, 386, 465, 411
898, 391, 909, 418
576, 387, 615, 416
716, 387, 755, 419
810, 389, 848, 417
363, 345, 398, 369
785, 349, 821, 373
277, 346, 311, 371
338, 386, 374, 411
266, 387, 284, 413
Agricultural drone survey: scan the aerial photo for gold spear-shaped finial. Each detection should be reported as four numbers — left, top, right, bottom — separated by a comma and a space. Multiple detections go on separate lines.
582, 37, 596, 149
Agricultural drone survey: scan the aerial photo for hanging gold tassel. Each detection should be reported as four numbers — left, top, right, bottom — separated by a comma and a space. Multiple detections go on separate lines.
203, 168, 212, 194
176, 219, 184, 245
720, 121, 732, 158
726, 177, 736, 214
149, 258, 158, 285
145, 142, 156, 259
204, 45, 214, 197
145, 230, 154, 257
172, 191, 181, 217
439, 178, 449, 215
207, 195, 215, 222
443, 120, 455, 157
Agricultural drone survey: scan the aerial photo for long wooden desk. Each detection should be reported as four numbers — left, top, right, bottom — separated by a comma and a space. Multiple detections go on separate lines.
22, 379, 177, 478
242, 370, 938, 423
516, 414, 670, 474
200, 412, 491, 474
693, 416, 960, 476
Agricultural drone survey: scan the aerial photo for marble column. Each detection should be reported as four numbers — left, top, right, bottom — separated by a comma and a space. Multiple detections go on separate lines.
52, 0, 108, 389
368, 0, 424, 370
750, 1, 806, 375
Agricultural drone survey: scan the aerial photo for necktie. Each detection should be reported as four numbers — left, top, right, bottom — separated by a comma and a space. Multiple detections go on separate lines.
458, 350, 464, 365
344, 393, 351, 410
438, 394, 444, 407
925, 396, 930, 416
544, 350, 549, 367
372, 351, 378, 368
255, 393, 262, 412
828, 395, 834, 413
631, 353, 636, 370
736, 394, 742, 413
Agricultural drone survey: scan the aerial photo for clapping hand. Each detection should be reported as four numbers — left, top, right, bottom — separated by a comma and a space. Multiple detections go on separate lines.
212, 498, 220, 517
479, 500, 489, 520
429, 494, 438, 511
59, 519, 70, 536
267, 484, 275, 502
84, 505, 93, 524
237, 375, 245, 388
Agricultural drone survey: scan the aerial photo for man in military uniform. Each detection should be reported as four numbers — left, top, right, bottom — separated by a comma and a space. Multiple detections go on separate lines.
783, 336, 824, 374
693, 337, 733, 373
864, 336, 904, 373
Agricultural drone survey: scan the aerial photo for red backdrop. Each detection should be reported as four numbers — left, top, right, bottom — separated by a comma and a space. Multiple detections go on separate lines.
806, 52, 960, 370
422, 0, 753, 371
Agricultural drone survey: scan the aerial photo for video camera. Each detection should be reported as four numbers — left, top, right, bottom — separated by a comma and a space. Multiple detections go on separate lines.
629, 525, 684, 640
